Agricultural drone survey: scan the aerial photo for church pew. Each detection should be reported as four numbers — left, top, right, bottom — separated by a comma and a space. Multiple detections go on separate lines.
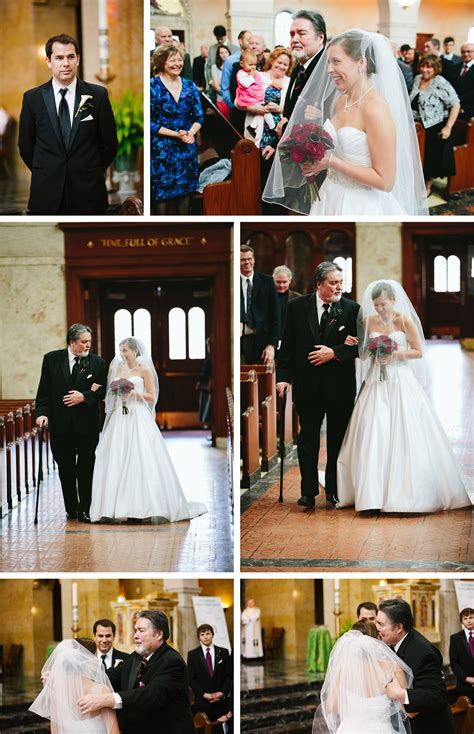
0, 417, 7, 517
193, 711, 224, 733
202, 139, 262, 215
240, 364, 278, 472
447, 121, 474, 194
277, 384, 295, 456
3, 412, 17, 510
240, 370, 261, 488
226, 387, 234, 508
451, 696, 474, 734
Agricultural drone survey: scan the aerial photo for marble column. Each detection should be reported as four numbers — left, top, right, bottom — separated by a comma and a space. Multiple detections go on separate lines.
163, 579, 202, 656
356, 222, 402, 298
226, 0, 275, 48
378, 0, 421, 48
439, 579, 458, 662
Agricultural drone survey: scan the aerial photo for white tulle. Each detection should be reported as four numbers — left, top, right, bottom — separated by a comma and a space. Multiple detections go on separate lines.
337, 332, 472, 512
90, 376, 207, 521
310, 121, 405, 215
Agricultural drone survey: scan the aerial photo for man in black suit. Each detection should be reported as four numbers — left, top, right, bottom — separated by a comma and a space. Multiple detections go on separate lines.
35, 323, 106, 522
454, 43, 474, 120
449, 607, 474, 703
276, 261, 359, 507
423, 37, 456, 83
187, 624, 232, 727
79, 610, 194, 734
93, 618, 129, 671
18, 34, 117, 215
272, 265, 301, 343
193, 45, 209, 90
378, 598, 456, 734
240, 245, 280, 365
441, 37, 462, 66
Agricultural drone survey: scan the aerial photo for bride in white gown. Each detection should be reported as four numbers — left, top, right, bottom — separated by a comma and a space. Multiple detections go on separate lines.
90, 337, 207, 522
312, 623, 413, 733
263, 30, 427, 215
337, 281, 472, 512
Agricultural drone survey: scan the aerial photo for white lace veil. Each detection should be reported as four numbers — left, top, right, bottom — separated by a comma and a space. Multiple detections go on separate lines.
104, 337, 159, 425
29, 639, 117, 733
262, 29, 428, 215
312, 630, 413, 734
357, 279, 426, 388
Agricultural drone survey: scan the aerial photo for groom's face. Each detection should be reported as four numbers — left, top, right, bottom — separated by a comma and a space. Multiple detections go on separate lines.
316, 271, 343, 303
47, 42, 80, 86
94, 625, 115, 654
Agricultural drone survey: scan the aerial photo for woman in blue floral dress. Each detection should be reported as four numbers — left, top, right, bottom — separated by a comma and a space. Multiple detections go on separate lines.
151, 44, 204, 214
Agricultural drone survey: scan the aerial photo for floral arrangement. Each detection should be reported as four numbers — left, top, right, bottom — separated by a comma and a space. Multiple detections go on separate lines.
110, 378, 135, 414
75, 94, 93, 118
278, 122, 334, 202
365, 335, 398, 381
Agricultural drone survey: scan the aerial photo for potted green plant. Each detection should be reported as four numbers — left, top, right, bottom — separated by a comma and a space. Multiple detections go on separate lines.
111, 90, 144, 172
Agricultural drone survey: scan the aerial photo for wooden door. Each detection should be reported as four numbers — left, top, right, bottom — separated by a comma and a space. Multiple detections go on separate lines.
424, 242, 470, 338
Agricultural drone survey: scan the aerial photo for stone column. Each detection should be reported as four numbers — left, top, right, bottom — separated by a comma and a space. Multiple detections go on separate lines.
226, 0, 275, 48
356, 222, 402, 297
439, 579, 458, 662
378, 0, 421, 48
163, 579, 202, 657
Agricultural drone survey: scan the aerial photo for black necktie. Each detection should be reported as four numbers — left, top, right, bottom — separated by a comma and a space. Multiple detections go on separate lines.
101, 654, 107, 670
246, 278, 254, 329
71, 356, 81, 382
134, 657, 147, 687
58, 87, 71, 146
319, 303, 330, 335
292, 64, 307, 100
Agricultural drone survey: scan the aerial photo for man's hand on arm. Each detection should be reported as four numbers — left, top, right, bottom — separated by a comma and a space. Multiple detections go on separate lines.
63, 390, 85, 407
308, 345, 335, 366
78, 693, 116, 714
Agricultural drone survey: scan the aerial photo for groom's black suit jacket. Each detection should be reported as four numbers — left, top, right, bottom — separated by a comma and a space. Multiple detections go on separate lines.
18, 77, 117, 214
107, 644, 194, 734
449, 629, 474, 702
276, 294, 359, 410
396, 629, 455, 734
35, 349, 106, 436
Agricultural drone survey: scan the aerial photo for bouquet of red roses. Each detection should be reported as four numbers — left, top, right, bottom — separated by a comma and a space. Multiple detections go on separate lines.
110, 378, 135, 414
365, 335, 398, 382
278, 122, 335, 203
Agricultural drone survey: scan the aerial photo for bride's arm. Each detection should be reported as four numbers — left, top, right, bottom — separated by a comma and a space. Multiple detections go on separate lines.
140, 368, 157, 403
396, 317, 423, 360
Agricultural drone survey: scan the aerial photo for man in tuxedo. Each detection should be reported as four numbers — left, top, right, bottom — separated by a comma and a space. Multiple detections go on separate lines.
454, 43, 474, 120
35, 324, 106, 522
449, 607, 474, 703
357, 601, 378, 622
272, 265, 301, 343
441, 37, 462, 66
18, 34, 117, 215
79, 610, 194, 734
276, 261, 359, 507
379, 599, 456, 734
240, 245, 280, 365
93, 618, 129, 671
187, 624, 232, 727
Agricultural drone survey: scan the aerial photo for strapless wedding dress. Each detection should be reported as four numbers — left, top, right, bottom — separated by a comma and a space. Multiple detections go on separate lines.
335, 692, 402, 733
90, 376, 207, 522
310, 120, 405, 215
337, 332, 471, 512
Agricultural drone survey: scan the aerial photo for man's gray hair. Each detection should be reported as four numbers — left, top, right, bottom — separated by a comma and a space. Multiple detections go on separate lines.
292, 10, 327, 44
137, 610, 170, 640
272, 265, 293, 279
312, 261, 342, 286
66, 324, 92, 344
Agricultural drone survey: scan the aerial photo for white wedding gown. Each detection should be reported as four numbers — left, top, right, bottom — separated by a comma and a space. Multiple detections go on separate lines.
335, 691, 403, 733
337, 332, 472, 512
310, 120, 405, 215
90, 376, 207, 521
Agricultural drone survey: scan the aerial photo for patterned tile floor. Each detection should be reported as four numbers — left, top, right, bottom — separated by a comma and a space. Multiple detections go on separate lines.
0, 431, 233, 573
241, 341, 474, 572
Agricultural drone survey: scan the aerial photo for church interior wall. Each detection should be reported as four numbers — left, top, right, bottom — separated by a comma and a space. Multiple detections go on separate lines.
355, 222, 402, 298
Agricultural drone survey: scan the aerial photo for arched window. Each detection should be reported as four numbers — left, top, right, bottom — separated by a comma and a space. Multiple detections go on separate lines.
434, 255, 461, 292
133, 308, 152, 357
275, 10, 292, 46
447, 255, 460, 292
434, 255, 446, 292
168, 307, 186, 359
114, 309, 132, 354
333, 256, 353, 294
188, 307, 206, 359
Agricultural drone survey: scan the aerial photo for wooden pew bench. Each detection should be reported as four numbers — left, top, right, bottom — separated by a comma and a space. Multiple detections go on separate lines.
447, 120, 474, 194
240, 364, 277, 472
240, 370, 261, 488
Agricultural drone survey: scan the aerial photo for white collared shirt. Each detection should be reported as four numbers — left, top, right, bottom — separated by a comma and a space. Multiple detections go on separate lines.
201, 643, 215, 669
97, 648, 113, 669
113, 650, 156, 708
52, 77, 77, 124
460, 59, 473, 74
463, 627, 473, 643
241, 272, 254, 312
68, 347, 79, 373
393, 633, 410, 705
316, 293, 331, 325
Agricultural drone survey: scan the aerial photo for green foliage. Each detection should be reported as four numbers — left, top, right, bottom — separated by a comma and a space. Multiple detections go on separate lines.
111, 90, 144, 158
334, 618, 355, 641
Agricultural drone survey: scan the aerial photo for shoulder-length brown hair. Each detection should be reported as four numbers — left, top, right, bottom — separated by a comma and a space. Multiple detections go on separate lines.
265, 47, 293, 76
418, 54, 442, 76
151, 43, 184, 76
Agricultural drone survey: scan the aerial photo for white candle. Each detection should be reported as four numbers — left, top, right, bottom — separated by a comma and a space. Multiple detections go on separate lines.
334, 579, 340, 609
98, 0, 109, 69
99, 0, 108, 30
72, 582, 78, 625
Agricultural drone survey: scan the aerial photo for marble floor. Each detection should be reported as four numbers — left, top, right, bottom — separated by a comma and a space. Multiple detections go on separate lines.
0, 431, 233, 573
241, 341, 474, 572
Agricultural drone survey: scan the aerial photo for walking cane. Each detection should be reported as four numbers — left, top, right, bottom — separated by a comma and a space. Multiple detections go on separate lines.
278, 388, 288, 503
34, 424, 45, 525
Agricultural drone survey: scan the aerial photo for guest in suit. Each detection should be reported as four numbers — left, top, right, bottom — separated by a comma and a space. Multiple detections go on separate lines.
379, 598, 456, 734
276, 261, 359, 507
423, 37, 456, 83
441, 37, 462, 66
205, 25, 239, 88
35, 324, 106, 522
193, 45, 209, 90
93, 619, 129, 671
454, 43, 474, 120
187, 624, 232, 727
78, 610, 194, 734
18, 34, 117, 215
449, 607, 474, 703
272, 265, 301, 343
357, 601, 378, 622
240, 245, 280, 365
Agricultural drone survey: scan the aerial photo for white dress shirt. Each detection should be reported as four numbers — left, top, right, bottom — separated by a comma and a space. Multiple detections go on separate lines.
68, 347, 79, 373
241, 272, 256, 335
201, 643, 215, 670
393, 633, 410, 704
113, 650, 156, 708
316, 293, 331, 325
97, 648, 113, 669
52, 77, 77, 124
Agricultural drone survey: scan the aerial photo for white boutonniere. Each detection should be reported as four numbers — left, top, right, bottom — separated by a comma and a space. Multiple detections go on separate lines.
114, 659, 123, 668
75, 94, 94, 118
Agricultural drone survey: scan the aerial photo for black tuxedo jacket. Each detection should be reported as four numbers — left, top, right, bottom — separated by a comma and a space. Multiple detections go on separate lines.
453, 63, 474, 119
35, 349, 106, 436
283, 48, 325, 122
111, 647, 129, 668
276, 294, 359, 410
18, 77, 117, 214
240, 271, 280, 355
187, 644, 232, 701
396, 629, 455, 734
449, 629, 474, 701
107, 644, 194, 734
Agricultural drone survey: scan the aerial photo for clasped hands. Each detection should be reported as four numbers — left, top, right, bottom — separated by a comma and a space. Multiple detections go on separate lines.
177, 129, 195, 144
203, 691, 224, 702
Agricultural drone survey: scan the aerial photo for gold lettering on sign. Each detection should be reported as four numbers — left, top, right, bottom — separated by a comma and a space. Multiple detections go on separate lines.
95, 237, 199, 248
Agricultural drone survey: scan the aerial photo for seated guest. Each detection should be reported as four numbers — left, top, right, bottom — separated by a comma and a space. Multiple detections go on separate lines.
187, 624, 232, 732
441, 36, 461, 65
454, 42, 474, 120
150, 44, 203, 215
410, 54, 460, 196
449, 607, 474, 704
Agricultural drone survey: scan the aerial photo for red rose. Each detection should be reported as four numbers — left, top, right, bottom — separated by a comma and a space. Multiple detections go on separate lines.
290, 145, 307, 163
307, 142, 325, 160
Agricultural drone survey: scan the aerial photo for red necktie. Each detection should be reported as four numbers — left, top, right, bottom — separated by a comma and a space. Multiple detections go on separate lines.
205, 648, 213, 676
461, 65, 469, 78
469, 631, 474, 657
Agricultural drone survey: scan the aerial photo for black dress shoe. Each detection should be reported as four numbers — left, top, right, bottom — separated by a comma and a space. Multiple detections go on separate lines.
66, 512, 78, 520
78, 512, 91, 523
297, 496, 316, 508
326, 492, 339, 507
